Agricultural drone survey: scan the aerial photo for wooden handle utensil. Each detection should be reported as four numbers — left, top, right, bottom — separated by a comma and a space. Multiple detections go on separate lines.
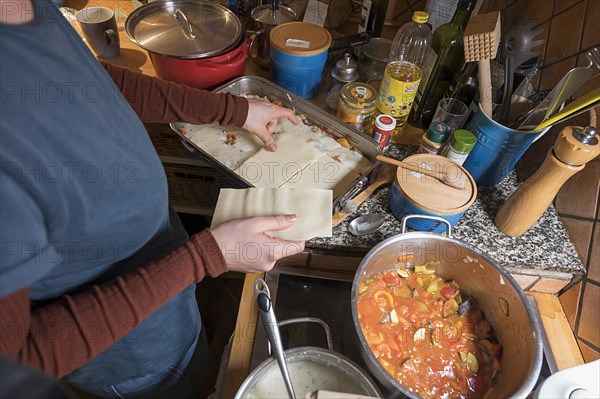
376, 155, 466, 190
464, 11, 501, 118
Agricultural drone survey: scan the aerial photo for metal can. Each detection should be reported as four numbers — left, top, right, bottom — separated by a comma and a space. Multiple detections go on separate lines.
336, 82, 377, 133
372, 114, 397, 150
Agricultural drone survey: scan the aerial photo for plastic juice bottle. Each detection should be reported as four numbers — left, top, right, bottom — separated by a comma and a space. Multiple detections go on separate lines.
375, 60, 422, 143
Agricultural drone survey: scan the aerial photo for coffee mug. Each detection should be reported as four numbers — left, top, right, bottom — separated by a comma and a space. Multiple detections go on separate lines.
76, 6, 120, 58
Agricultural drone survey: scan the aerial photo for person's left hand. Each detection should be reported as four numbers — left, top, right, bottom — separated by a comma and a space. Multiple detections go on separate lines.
242, 99, 299, 152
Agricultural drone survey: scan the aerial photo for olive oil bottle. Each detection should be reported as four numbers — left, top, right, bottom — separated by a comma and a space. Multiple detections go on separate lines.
408, 0, 477, 128
375, 60, 422, 143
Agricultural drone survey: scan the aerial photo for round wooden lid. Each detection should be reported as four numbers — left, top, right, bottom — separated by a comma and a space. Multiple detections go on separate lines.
270, 21, 332, 56
395, 154, 477, 215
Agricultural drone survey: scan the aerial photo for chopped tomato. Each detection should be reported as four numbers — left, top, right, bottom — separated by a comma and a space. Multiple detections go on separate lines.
382, 274, 401, 286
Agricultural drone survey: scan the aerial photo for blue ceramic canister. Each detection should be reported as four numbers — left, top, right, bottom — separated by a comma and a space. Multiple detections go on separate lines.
269, 21, 332, 99
388, 153, 477, 232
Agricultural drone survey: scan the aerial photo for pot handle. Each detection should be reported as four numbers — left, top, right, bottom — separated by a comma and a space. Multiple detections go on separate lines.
266, 317, 333, 352
401, 215, 453, 238
173, 8, 196, 39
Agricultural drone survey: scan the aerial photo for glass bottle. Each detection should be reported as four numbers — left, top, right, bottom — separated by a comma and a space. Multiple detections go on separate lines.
408, 0, 477, 129
357, 0, 390, 38
441, 129, 476, 166
446, 62, 479, 110
326, 53, 359, 111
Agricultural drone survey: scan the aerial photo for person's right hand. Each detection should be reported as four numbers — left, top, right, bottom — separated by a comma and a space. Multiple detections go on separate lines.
210, 215, 305, 274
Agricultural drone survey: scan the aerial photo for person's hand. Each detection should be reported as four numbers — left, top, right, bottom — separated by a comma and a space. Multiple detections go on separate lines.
210, 215, 305, 274
242, 99, 299, 152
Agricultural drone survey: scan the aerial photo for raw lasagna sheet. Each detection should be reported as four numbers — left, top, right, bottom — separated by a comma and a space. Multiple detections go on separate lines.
233, 133, 323, 188
210, 188, 333, 240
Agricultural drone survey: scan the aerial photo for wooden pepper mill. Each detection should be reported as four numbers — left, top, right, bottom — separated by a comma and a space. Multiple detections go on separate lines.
495, 125, 599, 237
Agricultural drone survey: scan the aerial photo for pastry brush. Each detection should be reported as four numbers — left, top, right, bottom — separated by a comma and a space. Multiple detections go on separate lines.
464, 11, 501, 118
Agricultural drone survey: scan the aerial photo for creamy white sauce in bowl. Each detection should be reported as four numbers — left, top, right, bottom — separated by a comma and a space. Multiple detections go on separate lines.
235, 348, 381, 399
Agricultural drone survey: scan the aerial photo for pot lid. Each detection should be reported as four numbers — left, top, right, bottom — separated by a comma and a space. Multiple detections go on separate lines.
125, 0, 243, 59
251, 4, 296, 25
394, 154, 476, 215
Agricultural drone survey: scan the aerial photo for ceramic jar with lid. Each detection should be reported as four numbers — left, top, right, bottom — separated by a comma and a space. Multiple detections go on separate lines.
336, 82, 378, 133
388, 153, 477, 232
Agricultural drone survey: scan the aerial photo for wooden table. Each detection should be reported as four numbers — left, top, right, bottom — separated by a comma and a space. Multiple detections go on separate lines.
63, 2, 585, 396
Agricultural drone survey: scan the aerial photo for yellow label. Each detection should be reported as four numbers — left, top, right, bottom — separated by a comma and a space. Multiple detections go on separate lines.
376, 71, 420, 117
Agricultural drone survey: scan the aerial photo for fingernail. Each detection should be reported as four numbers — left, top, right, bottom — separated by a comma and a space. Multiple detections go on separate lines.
268, 143, 277, 152
287, 214, 297, 223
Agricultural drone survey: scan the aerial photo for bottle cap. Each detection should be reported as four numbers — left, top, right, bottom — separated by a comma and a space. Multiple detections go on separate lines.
332, 53, 359, 83
375, 114, 397, 130
450, 129, 477, 153
426, 122, 451, 143
412, 11, 429, 23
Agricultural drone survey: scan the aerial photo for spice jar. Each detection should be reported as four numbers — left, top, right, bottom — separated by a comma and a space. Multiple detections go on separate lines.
419, 121, 451, 154
337, 82, 378, 133
372, 114, 397, 150
325, 53, 359, 110
441, 129, 477, 166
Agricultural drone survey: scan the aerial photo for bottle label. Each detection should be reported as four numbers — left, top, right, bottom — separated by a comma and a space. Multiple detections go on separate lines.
443, 147, 469, 166
376, 70, 421, 119
358, 0, 372, 33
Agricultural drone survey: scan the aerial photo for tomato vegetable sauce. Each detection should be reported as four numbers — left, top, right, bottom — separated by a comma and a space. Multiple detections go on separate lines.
357, 260, 502, 398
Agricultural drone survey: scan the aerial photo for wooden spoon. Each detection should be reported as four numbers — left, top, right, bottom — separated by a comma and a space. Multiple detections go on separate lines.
376, 155, 466, 190
332, 163, 396, 227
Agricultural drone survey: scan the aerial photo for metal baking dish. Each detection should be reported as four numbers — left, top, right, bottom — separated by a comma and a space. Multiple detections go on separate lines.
169, 76, 382, 205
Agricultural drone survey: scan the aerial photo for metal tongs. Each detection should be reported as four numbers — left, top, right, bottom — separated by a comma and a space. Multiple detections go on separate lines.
255, 278, 296, 399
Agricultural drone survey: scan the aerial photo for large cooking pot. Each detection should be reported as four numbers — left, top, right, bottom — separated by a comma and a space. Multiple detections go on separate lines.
351, 215, 543, 398
125, 1, 247, 89
235, 318, 381, 399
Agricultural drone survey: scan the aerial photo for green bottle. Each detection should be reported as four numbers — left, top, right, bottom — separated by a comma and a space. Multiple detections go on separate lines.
408, 0, 477, 128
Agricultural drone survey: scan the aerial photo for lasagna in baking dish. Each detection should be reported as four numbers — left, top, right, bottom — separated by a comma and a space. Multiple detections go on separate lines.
180, 112, 373, 198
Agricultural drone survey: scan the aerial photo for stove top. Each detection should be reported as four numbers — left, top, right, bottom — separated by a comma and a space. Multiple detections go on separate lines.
250, 267, 556, 398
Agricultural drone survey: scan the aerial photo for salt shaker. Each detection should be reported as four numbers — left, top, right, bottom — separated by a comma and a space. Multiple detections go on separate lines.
325, 53, 359, 110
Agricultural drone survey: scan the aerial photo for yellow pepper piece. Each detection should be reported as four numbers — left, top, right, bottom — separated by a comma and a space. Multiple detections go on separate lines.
374, 290, 394, 308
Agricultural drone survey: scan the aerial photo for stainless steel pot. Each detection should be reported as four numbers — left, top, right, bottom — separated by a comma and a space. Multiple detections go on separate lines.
351, 215, 544, 399
235, 318, 381, 399
249, 4, 296, 69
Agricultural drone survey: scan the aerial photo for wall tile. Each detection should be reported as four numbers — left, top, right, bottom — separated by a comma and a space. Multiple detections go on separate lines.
527, 0, 554, 23
529, 277, 570, 293
560, 281, 582, 329
577, 338, 600, 363
577, 282, 600, 347
581, 0, 600, 50
511, 273, 539, 290
555, 159, 600, 219
588, 223, 600, 283
503, 0, 529, 33
555, 0, 584, 14
545, 1, 586, 64
559, 218, 594, 266
539, 55, 577, 90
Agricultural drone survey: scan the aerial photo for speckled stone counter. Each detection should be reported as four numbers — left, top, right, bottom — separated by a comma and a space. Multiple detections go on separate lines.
307, 144, 585, 291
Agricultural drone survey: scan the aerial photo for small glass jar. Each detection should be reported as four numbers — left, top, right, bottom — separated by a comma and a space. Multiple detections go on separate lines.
441, 129, 477, 166
336, 82, 378, 133
372, 114, 397, 150
419, 121, 451, 154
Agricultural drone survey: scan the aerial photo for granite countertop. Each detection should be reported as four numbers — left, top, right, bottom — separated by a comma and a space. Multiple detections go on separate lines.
308, 144, 585, 280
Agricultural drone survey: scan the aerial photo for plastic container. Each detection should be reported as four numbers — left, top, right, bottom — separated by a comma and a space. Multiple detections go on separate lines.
462, 104, 550, 185
441, 129, 476, 166
270, 22, 332, 99
337, 82, 378, 133
419, 121, 451, 154
388, 154, 477, 232
371, 114, 397, 150
389, 11, 433, 71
